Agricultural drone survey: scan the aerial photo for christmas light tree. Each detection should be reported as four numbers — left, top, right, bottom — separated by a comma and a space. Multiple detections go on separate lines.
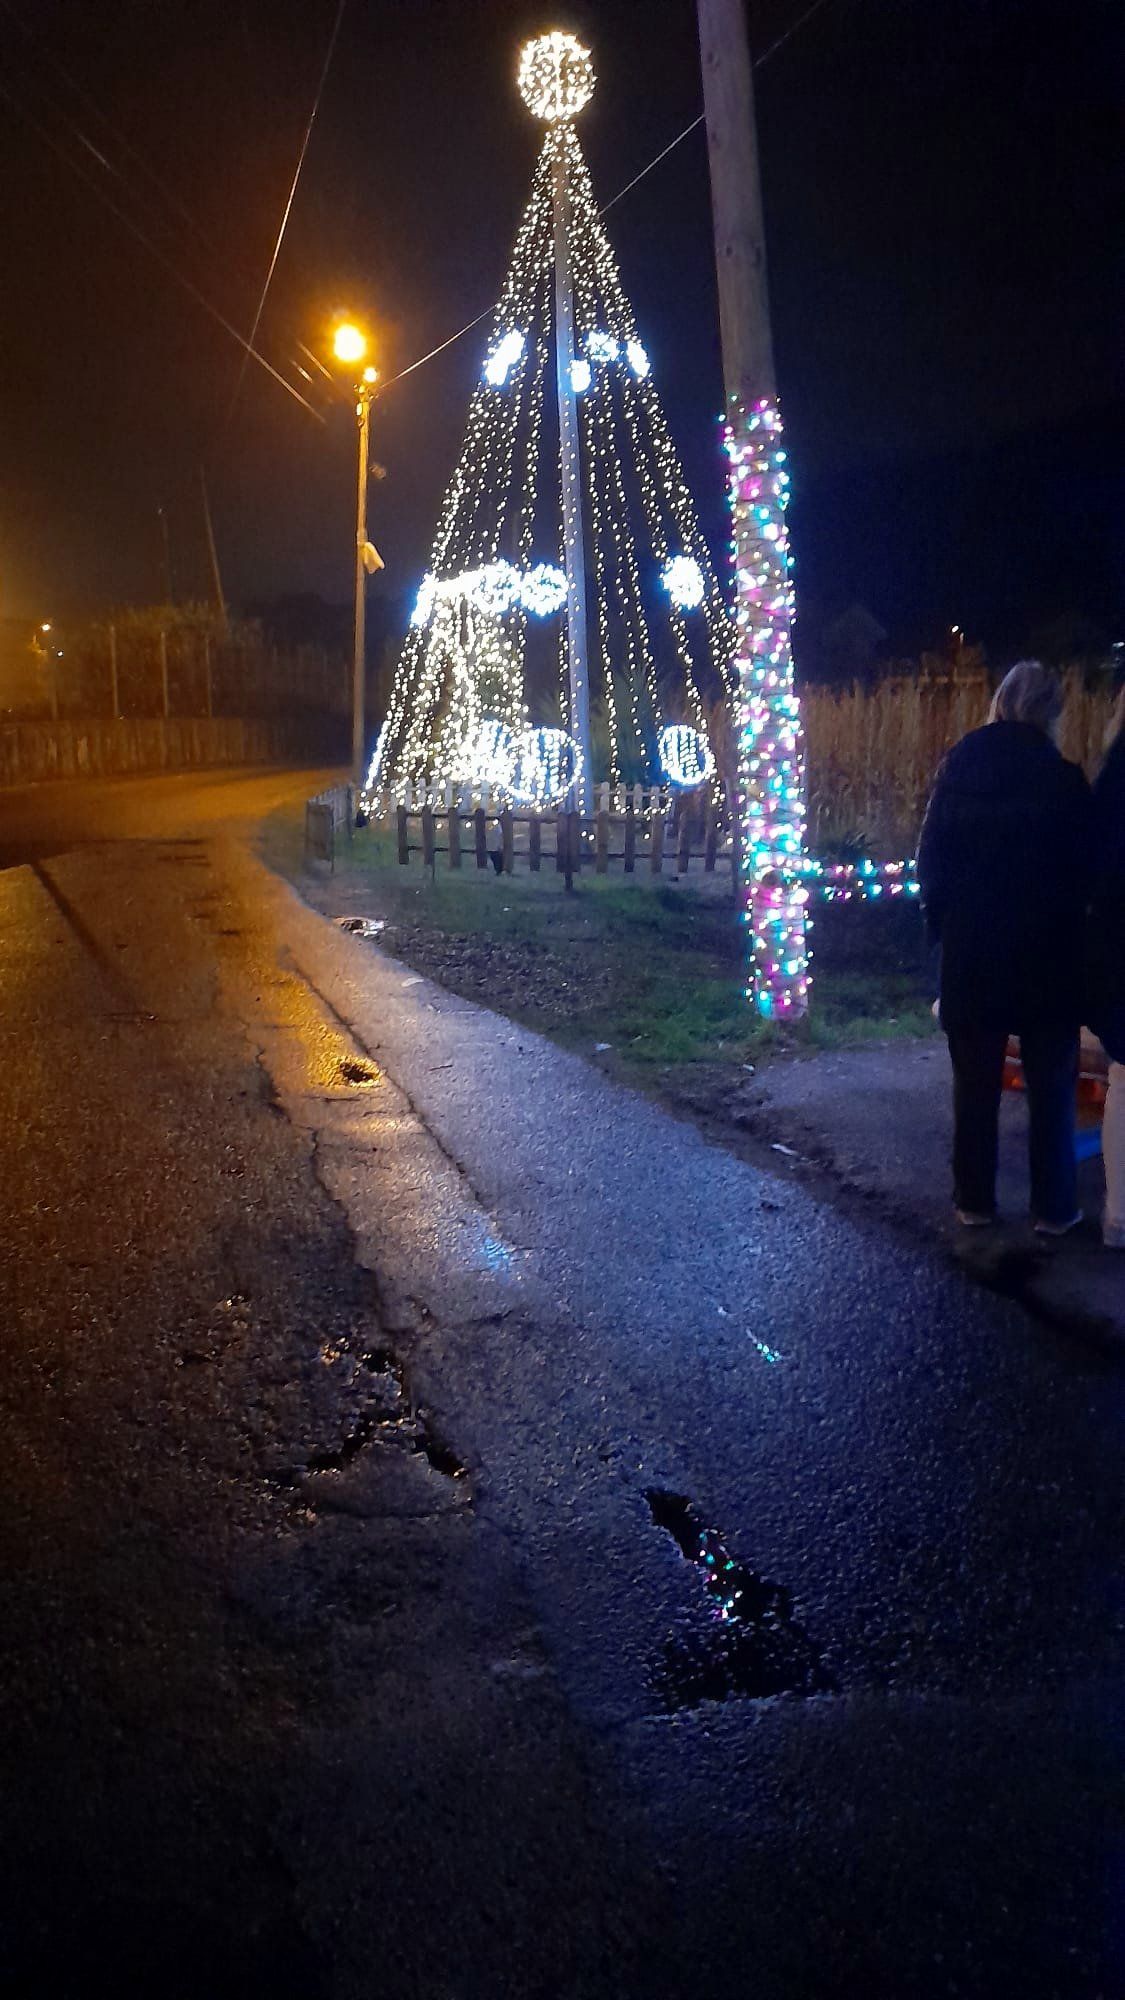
366, 32, 735, 815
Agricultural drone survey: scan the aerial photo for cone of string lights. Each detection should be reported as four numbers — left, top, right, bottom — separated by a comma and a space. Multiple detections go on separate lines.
366, 31, 735, 818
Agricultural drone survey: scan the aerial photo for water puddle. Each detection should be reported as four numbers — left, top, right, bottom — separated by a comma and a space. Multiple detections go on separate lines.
645, 1489, 836, 1709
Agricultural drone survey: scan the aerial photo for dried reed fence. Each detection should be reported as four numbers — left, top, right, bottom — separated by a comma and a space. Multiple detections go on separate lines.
803, 669, 1116, 854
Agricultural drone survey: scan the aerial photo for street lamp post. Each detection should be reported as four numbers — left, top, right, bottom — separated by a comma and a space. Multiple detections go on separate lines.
333, 321, 379, 784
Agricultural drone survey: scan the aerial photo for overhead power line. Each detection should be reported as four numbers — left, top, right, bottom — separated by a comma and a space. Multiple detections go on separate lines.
0, 0, 333, 421
383, 0, 840, 394
0, 74, 326, 423
223, 0, 348, 428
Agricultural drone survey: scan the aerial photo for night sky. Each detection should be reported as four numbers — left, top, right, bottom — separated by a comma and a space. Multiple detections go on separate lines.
0, 0, 1121, 659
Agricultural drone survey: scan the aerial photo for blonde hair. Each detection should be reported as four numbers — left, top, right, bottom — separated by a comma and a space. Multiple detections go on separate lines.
1106, 685, 1125, 753
989, 659, 1064, 734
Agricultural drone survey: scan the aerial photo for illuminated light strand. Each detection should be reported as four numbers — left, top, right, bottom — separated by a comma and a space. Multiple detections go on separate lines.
725, 394, 810, 1018
567, 133, 736, 702
384, 150, 555, 788
565, 163, 675, 766
370, 61, 731, 807
577, 376, 624, 787
411, 561, 569, 627
568, 194, 642, 775
810, 858, 919, 903
568, 135, 715, 752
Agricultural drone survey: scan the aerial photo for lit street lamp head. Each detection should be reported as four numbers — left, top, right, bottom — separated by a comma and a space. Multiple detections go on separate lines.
332, 321, 367, 365
518, 32, 595, 121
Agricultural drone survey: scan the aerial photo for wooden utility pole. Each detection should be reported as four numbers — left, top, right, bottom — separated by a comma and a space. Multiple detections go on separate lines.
697, 0, 776, 408
108, 623, 120, 720
199, 465, 229, 631
697, 0, 810, 1021
157, 504, 174, 605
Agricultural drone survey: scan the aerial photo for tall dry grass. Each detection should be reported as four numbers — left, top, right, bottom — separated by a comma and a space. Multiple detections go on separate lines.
802, 669, 1116, 856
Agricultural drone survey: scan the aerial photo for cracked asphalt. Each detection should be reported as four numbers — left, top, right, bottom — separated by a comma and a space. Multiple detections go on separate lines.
1, 769, 1123, 2000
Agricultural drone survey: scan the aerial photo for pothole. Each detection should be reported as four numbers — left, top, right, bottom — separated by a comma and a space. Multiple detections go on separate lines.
281, 1343, 469, 1513
645, 1489, 836, 1710
336, 1056, 380, 1087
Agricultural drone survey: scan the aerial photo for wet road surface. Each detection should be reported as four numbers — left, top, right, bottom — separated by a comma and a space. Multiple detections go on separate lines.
1, 770, 1122, 1998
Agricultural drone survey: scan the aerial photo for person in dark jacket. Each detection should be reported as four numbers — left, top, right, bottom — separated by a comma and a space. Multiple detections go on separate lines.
1090, 692, 1125, 1247
917, 660, 1097, 1231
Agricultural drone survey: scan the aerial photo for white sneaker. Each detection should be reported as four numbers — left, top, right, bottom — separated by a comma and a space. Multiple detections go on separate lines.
1033, 1212, 1084, 1238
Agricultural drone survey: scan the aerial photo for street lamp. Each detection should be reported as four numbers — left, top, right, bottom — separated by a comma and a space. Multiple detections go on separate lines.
333, 320, 381, 782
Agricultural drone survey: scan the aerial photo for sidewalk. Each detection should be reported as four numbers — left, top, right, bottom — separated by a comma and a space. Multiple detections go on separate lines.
746, 1041, 1124, 1341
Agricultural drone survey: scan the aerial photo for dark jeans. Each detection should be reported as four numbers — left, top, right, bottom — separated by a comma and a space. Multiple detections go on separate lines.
946, 1023, 1078, 1224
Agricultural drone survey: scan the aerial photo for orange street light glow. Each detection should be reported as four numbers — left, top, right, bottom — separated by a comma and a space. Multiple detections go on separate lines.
333, 322, 367, 365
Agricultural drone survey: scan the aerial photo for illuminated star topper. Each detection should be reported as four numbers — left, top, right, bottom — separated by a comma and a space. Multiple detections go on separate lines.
518, 32, 595, 121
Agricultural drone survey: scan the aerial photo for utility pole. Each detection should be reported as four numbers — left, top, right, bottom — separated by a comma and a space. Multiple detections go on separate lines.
157, 504, 174, 605
551, 129, 594, 816
199, 466, 229, 631
352, 379, 374, 783
697, 0, 810, 1020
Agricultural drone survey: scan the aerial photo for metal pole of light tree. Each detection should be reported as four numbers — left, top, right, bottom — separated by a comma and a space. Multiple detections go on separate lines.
551, 131, 594, 816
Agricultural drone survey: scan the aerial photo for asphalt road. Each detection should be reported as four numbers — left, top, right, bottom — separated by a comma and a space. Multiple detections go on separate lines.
1, 769, 1122, 2000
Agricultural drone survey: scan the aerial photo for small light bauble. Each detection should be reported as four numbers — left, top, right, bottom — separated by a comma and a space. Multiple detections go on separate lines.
520, 563, 568, 617
659, 724, 714, 789
454, 717, 517, 791
510, 727, 583, 807
518, 32, 595, 122
660, 555, 706, 610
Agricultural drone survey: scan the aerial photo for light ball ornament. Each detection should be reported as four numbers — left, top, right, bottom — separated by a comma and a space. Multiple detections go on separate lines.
453, 717, 518, 791
472, 560, 521, 616
484, 328, 526, 387
660, 555, 706, 611
520, 563, 568, 617
659, 724, 714, 789
510, 727, 584, 807
518, 32, 595, 122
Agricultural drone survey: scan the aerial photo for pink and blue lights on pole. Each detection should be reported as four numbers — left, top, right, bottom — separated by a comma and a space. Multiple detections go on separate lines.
725, 394, 811, 1019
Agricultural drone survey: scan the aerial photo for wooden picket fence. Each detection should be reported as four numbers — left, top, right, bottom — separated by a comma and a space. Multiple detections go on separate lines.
364, 782, 736, 886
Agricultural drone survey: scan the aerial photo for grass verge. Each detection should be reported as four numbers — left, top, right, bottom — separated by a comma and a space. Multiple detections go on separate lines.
261, 806, 937, 1084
